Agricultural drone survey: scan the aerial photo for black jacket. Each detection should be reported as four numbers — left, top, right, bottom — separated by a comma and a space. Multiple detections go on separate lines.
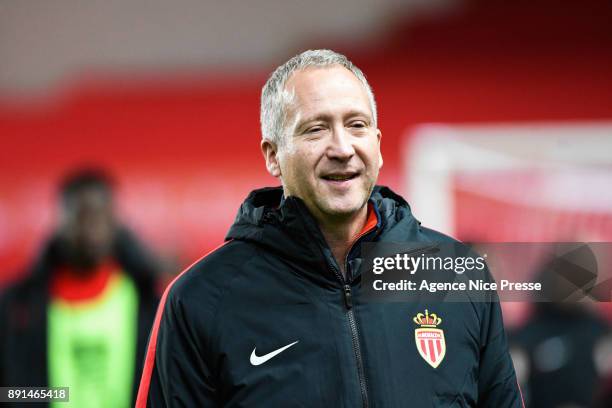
0, 228, 160, 407
138, 186, 523, 407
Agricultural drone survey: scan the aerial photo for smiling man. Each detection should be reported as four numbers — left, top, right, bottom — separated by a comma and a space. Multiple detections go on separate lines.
260, 60, 382, 278
137, 50, 523, 407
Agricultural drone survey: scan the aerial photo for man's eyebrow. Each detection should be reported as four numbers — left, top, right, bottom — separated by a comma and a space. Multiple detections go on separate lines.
294, 113, 330, 133
343, 109, 372, 120
298, 113, 324, 123
296, 110, 372, 129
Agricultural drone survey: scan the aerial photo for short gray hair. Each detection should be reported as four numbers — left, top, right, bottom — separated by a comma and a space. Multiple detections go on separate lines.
260, 49, 377, 146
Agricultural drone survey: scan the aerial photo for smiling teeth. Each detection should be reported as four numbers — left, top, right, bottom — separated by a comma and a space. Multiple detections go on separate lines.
326, 175, 352, 181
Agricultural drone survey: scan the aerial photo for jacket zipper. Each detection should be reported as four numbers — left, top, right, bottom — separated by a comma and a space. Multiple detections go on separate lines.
332, 230, 439, 408
344, 284, 369, 408
328, 220, 378, 408
342, 222, 380, 408
329, 262, 369, 408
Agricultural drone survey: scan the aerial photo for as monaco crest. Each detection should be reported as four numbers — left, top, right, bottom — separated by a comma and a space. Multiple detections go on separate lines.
413, 310, 446, 368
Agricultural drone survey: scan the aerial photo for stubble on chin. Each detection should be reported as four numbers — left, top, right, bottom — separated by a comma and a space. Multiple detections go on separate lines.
317, 186, 370, 219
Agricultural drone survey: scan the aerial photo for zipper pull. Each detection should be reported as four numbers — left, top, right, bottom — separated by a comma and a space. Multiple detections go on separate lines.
343, 284, 353, 309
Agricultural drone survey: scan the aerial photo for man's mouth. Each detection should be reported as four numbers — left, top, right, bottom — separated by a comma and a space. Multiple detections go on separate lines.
321, 172, 359, 182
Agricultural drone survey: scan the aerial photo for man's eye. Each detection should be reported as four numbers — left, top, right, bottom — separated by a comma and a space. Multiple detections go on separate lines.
307, 127, 323, 133
350, 121, 367, 128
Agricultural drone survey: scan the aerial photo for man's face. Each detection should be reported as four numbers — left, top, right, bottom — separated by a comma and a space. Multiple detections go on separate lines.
263, 65, 382, 222
60, 187, 116, 269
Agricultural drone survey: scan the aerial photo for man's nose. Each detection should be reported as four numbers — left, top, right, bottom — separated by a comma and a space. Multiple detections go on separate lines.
326, 126, 355, 160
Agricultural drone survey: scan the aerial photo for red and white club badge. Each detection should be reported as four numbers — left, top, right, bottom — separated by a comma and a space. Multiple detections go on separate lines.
413, 309, 446, 369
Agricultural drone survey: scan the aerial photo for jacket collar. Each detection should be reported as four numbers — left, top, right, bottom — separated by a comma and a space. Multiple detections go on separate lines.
225, 186, 423, 286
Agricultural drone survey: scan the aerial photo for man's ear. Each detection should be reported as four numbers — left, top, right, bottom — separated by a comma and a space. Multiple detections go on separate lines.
377, 129, 383, 169
261, 139, 282, 177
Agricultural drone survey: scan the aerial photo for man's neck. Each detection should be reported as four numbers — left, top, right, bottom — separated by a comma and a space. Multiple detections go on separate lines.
316, 205, 368, 279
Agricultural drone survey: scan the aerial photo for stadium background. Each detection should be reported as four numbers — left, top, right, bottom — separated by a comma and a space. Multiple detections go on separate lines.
1, 0, 612, 405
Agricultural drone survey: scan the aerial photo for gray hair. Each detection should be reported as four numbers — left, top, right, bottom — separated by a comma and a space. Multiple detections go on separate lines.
260, 49, 377, 147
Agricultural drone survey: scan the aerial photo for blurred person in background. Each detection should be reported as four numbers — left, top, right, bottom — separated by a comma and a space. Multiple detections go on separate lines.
509, 251, 611, 408
594, 371, 612, 408
0, 169, 160, 407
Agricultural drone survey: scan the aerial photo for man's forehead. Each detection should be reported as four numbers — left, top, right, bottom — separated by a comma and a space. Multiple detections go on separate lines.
286, 65, 361, 93
284, 65, 372, 117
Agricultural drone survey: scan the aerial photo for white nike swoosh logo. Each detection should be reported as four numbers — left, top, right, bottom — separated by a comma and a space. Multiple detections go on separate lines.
250, 340, 299, 366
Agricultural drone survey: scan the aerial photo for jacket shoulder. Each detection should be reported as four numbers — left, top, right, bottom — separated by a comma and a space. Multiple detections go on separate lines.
418, 225, 461, 244
165, 239, 258, 317
0, 273, 43, 308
